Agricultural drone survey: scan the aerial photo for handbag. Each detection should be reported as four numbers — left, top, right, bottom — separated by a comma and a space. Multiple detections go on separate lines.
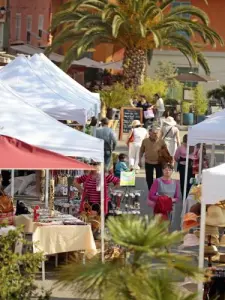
126, 130, 134, 146
0, 189, 13, 213
158, 145, 173, 165
144, 109, 154, 119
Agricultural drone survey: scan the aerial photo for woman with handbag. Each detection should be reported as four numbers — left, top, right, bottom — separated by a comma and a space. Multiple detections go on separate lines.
127, 120, 148, 172
74, 164, 120, 215
148, 163, 180, 220
161, 116, 180, 159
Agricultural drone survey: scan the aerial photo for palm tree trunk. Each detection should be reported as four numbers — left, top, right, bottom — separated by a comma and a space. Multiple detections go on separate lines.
123, 48, 146, 88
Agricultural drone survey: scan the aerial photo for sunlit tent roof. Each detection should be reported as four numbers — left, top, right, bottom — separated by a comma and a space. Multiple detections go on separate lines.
29, 54, 100, 114
0, 56, 97, 124
0, 80, 103, 161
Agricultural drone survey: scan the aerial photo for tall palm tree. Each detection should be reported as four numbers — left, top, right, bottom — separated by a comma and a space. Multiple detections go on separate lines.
47, 0, 223, 87
57, 215, 202, 300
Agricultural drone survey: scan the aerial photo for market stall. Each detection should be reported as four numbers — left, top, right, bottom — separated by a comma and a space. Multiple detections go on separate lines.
198, 164, 225, 298
0, 56, 99, 125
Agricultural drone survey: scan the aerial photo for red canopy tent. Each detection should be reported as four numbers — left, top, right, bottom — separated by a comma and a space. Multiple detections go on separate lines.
0, 135, 94, 170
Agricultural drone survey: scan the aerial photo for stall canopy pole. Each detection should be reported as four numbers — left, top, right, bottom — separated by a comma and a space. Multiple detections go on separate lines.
181, 144, 190, 223
100, 162, 105, 263
224, 145, 225, 162
45, 169, 49, 208
210, 144, 215, 167
92, 103, 98, 137
198, 201, 206, 299
198, 144, 203, 182
11, 169, 15, 199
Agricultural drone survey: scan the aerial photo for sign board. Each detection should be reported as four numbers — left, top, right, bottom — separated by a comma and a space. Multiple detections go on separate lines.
119, 107, 143, 140
183, 88, 194, 101
120, 171, 136, 187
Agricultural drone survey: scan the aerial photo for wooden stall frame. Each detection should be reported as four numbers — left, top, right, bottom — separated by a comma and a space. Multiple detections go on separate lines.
119, 107, 143, 140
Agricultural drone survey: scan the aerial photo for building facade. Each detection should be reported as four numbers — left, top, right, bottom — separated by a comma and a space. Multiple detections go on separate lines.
8, 0, 52, 48
93, 0, 225, 90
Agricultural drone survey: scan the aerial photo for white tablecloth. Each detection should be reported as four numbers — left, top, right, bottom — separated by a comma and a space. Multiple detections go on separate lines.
14, 215, 97, 257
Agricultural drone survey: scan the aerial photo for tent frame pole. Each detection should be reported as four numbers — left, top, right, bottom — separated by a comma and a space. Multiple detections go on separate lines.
45, 169, 49, 209
181, 144, 190, 224
92, 103, 98, 137
100, 162, 105, 263
198, 201, 206, 299
11, 169, 15, 199
210, 144, 215, 167
198, 143, 203, 182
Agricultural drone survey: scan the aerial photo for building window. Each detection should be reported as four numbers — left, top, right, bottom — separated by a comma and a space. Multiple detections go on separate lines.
15, 13, 21, 40
171, 1, 191, 38
38, 15, 44, 38
26, 15, 32, 44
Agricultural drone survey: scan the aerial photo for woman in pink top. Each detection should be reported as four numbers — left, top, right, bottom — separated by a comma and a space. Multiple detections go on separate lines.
148, 163, 180, 208
174, 134, 197, 198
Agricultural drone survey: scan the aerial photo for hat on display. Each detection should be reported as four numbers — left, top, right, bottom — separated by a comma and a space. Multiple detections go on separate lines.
220, 234, 225, 247
190, 185, 202, 202
163, 116, 176, 126
131, 120, 142, 127
194, 228, 219, 246
206, 205, 225, 227
183, 213, 199, 230
179, 233, 199, 249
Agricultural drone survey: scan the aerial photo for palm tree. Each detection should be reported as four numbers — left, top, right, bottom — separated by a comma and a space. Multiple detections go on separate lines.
47, 0, 223, 87
57, 215, 202, 300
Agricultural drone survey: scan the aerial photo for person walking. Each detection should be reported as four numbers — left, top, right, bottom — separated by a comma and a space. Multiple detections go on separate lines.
139, 126, 167, 190
96, 118, 117, 169
161, 116, 180, 159
127, 120, 148, 172
154, 93, 165, 125
174, 134, 196, 198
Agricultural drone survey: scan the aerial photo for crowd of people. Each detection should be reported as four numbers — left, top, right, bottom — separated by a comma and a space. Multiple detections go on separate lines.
76, 99, 208, 222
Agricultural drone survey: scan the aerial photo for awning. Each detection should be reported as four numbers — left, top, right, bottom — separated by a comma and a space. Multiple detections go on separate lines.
0, 135, 94, 170
10, 44, 65, 63
175, 73, 217, 82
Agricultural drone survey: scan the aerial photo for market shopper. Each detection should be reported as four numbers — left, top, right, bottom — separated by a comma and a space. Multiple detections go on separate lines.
114, 153, 129, 178
96, 118, 117, 169
127, 120, 148, 172
175, 134, 196, 198
148, 163, 180, 209
74, 164, 120, 215
139, 126, 167, 190
154, 93, 165, 125
161, 116, 180, 158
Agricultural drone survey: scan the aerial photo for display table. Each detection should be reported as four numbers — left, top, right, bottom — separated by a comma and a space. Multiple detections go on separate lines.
14, 214, 97, 280
32, 223, 96, 256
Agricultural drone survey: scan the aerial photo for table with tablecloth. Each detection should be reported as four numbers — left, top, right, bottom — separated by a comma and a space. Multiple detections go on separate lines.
14, 215, 97, 256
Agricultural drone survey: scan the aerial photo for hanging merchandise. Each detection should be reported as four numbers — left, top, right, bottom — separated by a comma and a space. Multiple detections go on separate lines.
49, 177, 55, 216
120, 171, 135, 187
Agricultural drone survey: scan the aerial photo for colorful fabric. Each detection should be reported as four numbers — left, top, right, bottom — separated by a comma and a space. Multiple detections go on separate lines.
154, 195, 172, 220
77, 173, 120, 214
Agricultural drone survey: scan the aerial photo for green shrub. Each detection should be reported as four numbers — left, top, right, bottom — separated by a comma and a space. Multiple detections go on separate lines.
182, 101, 191, 113
137, 77, 168, 103
0, 225, 51, 300
194, 85, 208, 115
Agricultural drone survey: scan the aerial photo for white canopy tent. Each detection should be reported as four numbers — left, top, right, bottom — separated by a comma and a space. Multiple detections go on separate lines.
0, 79, 103, 161
198, 164, 225, 298
0, 79, 105, 261
0, 56, 97, 125
29, 54, 101, 113
188, 113, 225, 146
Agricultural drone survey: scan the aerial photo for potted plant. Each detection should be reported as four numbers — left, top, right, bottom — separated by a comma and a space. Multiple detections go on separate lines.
194, 85, 208, 123
182, 101, 194, 125
100, 83, 133, 119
